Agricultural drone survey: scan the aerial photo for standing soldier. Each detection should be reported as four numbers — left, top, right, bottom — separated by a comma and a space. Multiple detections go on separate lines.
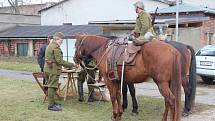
131, 1, 154, 45
77, 56, 96, 102
44, 32, 76, 111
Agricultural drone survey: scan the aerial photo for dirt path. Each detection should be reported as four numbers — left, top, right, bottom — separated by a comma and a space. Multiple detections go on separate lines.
0, 69, 34, 81
182, 109, 215, 121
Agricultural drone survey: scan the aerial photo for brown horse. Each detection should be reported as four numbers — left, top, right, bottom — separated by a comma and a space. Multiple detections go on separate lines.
166, 41, 196, 116
74, 34, 182, 121
121, 41, 197, 117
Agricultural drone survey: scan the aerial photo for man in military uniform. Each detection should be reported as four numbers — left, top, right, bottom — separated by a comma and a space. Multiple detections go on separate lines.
44, 32, 76, 111
131, 1, 154, 45
77, 56, 96, 102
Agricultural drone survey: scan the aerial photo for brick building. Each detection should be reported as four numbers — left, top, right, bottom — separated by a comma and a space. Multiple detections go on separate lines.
152, 3, 215, 50
0, 25, 102, 57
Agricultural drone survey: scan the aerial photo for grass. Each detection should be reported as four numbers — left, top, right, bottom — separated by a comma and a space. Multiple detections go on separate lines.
0, 77, 164, 121
0, 77, 214, 121
0, 56, 40, 72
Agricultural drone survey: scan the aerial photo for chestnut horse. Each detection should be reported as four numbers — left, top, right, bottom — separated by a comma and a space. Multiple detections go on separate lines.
74, 34, 182, 121
122, 41, 197, 116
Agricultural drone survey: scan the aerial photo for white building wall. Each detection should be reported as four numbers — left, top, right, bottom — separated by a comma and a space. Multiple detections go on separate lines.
40, 0, 169, 61
41, 0, 169, 25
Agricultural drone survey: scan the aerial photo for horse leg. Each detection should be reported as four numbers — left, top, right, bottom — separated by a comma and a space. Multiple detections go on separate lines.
163, 102, 170, 121
107, 81, 120, 121
116, 82, 123, 120
128, 83, 138, 115
182, 75, 191, 116
158, 82, 176, 121
122, 82, 128, 112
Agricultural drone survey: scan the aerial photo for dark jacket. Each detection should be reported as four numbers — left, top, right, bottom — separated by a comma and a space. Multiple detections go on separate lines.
37, 44, 48, 71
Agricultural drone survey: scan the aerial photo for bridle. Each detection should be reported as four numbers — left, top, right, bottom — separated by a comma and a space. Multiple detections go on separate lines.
74, 35, 112, 70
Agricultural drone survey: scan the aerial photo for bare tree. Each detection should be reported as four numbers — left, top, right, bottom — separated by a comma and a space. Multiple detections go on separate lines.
7, 0, 19, 14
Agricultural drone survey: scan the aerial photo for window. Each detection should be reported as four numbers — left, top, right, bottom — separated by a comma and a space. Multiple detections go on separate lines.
207, 33, 214, 45
196, 45, 215, 56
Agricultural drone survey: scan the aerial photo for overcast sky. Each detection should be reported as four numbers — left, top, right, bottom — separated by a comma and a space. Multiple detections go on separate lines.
0, 0, 61, 6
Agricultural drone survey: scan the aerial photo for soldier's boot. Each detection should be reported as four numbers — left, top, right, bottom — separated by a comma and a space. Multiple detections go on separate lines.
88, 87, 95, 102
48, 88, 62, 111
78, 85, 84, 102
48, 104, 62, 111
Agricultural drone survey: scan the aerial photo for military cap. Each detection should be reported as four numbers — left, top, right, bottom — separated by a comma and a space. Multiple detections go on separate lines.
134, 1, 144, 10
53, 32, 65, 39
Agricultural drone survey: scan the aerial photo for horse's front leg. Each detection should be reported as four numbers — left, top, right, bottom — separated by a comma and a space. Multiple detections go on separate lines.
116, 83, 123, 119
107, 81, 120, 121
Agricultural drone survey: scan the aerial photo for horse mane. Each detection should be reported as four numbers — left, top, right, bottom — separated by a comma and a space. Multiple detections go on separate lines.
99, 35, 118, 40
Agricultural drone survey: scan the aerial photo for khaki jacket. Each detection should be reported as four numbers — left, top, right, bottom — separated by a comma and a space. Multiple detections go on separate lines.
44, 42, 74, 75
134, 11, 153, 36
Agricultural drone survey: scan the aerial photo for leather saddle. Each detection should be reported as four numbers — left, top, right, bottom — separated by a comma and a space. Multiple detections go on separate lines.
107, 38, 141, 66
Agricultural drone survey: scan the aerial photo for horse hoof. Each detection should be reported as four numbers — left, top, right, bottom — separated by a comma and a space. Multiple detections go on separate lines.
182, 110, 192, 117
182, 112, 189, 117
109, 116, 116, 121
116, 116, 122, 120
131, 112, 138, 116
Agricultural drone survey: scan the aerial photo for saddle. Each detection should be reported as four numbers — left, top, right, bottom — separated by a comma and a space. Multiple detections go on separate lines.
107, 38, 141, 66
107, 38, 141, 80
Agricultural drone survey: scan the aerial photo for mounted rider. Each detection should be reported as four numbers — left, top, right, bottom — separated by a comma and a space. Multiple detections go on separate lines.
108, 1, 155, 81
130, 1, 155, 45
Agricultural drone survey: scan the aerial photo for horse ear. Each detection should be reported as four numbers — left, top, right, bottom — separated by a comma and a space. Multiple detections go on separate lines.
75, 33, 82, 40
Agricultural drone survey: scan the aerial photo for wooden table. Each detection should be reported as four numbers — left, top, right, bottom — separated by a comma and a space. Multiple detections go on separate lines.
61, 69, 78, 101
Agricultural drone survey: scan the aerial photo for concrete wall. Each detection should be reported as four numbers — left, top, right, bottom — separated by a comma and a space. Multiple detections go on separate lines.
0, 13, 41, 32
0, 13, 40, 25
0, 3, 54, 15
41, 0, 169, 25
166, 27, 201, 51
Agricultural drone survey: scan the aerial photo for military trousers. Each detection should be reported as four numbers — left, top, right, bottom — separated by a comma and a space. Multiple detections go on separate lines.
44, 72, 60, 88
44, 72, 60, 105
133, 36, 148, 46
77, 69, 96, 86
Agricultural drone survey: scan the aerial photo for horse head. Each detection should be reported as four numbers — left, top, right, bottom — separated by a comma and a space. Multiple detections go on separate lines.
74, 33, 108, 64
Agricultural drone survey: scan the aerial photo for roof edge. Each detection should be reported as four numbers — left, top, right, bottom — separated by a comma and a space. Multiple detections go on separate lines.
39, 0, 69, 13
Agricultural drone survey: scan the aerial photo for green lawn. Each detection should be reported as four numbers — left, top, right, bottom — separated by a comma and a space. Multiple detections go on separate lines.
0, 77, 214, 121
0, 77, 166, 121
0, 56, 40, 72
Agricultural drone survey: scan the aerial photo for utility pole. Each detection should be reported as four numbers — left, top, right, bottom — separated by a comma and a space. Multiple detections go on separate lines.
175, 0, 179, 42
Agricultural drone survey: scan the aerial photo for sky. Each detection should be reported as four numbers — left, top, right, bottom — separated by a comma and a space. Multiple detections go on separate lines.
0, 0, 61, 7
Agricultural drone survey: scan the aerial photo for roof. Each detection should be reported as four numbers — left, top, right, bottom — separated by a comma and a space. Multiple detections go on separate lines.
39, 0, 69, 13
0, 25, 103, 39
152, 0, 175, 5
151, 3, 215, 14
89, 15, 209, 26
155, 16, 209, 25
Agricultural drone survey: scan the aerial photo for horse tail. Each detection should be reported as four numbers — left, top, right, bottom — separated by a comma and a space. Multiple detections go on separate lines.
171, 52, 182, 121
187, 45, 196, 108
